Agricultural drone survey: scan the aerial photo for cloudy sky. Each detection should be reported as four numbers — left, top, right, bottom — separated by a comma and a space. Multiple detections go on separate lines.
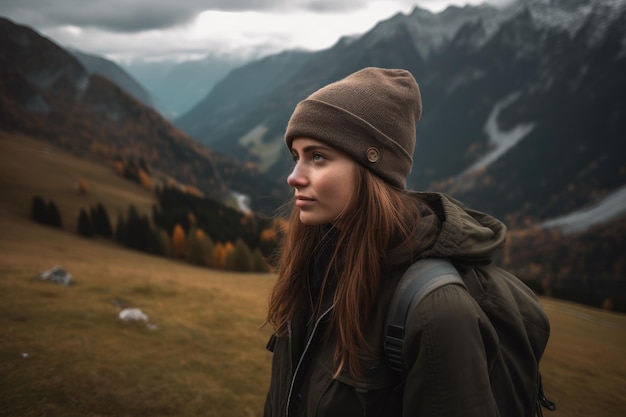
0, 0, 512, 64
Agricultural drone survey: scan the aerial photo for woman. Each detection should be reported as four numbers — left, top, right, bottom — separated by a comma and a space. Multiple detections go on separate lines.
264, 67, 506, 416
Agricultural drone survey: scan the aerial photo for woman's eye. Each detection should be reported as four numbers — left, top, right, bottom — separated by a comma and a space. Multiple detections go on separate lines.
312, 153, 325, 161
291, 153, 299, 162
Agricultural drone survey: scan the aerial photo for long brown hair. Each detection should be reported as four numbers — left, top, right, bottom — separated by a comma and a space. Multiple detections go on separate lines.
266, 165, 439, 377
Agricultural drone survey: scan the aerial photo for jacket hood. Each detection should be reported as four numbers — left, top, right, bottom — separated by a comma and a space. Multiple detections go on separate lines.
416, 192, 507, 263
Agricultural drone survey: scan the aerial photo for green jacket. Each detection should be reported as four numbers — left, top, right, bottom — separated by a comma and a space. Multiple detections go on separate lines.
264, 192, 509, 417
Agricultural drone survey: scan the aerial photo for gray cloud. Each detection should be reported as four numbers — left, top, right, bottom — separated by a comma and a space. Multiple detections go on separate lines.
300, 0, 369, 13
0, 0, 377, 33
0, 0, 510, 62
1, 0, 263, 32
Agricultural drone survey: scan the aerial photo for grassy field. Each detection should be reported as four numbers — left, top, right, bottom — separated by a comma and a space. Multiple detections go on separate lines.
1, 133, 625, 417
0, 132, 156, 233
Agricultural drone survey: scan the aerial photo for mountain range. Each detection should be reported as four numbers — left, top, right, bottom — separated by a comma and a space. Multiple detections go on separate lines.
173, 0, 626, 228
0, 16, 287, 215
123, 55, 248, 119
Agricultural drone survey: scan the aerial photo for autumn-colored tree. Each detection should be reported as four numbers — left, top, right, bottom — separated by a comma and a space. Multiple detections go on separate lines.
260, 227, 277, 243
602, 298, 614, 311
89, 140, 113, 158
138, 157, 151, 175
251, 248, 269, 272
198, 233, 215, 267
225, 238, 253, 272
77, 178, 88, 195
213, 241, 233, 270
112, 160, 125, 176
274, 218, 288, 234
182, 185, 204, 198
244, 161, 259, 171
186, 228, 215, 267
186, 227, 201, 265
212, 242, 225, 269
154, 227, 172, 257
171, 224, 186, 258
187, 211, 197, 228
138, 169, 152, 190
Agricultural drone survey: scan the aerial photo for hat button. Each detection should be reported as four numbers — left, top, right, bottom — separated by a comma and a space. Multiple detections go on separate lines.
366, 147, 379, 163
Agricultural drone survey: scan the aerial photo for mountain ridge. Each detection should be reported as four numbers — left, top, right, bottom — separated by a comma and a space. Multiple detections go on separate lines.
70, 49, 159, 114
174, 0, 626, 227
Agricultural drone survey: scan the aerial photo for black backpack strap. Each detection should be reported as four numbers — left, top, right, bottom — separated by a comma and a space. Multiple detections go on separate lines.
384, 258, 465, 372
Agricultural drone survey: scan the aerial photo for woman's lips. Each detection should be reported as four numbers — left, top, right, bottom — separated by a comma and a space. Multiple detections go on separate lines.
295, 195, 315, 207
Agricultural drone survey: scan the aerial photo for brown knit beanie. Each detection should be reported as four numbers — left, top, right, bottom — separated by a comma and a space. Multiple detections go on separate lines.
285, 67, 422, 189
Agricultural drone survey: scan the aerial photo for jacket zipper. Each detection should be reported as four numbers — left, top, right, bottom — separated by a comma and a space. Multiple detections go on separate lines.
285, 305, 334, 417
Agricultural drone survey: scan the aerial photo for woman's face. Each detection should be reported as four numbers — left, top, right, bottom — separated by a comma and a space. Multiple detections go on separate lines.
287, 137, 358, 226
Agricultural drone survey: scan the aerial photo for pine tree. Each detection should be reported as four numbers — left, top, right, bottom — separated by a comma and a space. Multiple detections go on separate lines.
141, 216, 159, 254
226, 238, 253, 272
154, 227, 172, 257
212, 242, 224, 269
47, 201, 62, 228
198, 232, 215, 268
213, 241, 233, 270
31, 196, 47, 224
186, 227, 202, 265
251, 248, 269, 272
115, 215, 128, 246
186, 229, 215, 267
96, 203, 113, 238
90, 206, 99, 233
77, 209, 94, 238
126, 205, 142, 250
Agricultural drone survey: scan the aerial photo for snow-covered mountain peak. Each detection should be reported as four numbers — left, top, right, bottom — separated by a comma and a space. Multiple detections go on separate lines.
515, 0, 626, 36
367, 0, 626, 60
367, 4, 501, 59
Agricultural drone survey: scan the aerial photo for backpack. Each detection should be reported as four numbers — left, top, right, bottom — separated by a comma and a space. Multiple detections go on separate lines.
384, 258, 556, 417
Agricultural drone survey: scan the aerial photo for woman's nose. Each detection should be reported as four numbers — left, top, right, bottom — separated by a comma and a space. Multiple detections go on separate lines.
287, 163, 307, 189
